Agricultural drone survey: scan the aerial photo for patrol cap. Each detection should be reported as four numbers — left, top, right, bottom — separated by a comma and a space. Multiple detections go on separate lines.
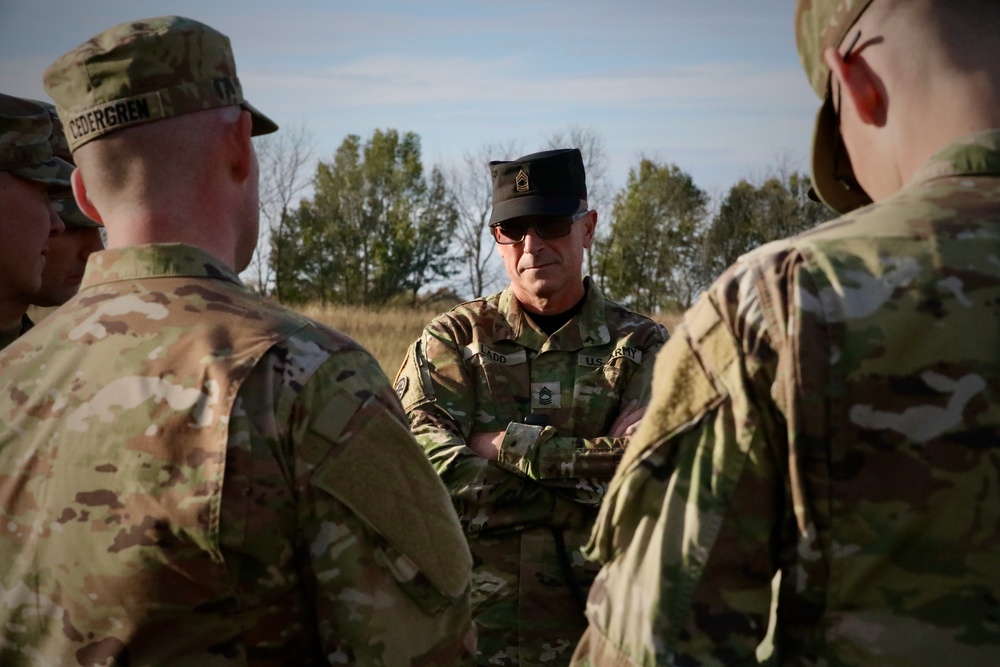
0, 93, 73, 188
31, 99, 101, 228
489, 148, 587, 226
43, 15, 279, 152
796, 0, 875, 214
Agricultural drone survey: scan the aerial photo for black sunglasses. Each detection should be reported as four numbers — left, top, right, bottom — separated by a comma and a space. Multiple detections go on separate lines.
492, 211, 590, 245
832, 30, 864, 192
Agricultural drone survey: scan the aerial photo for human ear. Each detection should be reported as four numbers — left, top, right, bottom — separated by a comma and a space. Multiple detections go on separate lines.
71, 168, 103, 224
823, 46, 884, 126
581, 210, 597, 249
226, 110, 254, 182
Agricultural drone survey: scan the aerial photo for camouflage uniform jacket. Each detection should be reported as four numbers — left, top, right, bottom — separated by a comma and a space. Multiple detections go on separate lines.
0, 243, 475, 666
573, 131, 1000, 666
396, 280, 667, 666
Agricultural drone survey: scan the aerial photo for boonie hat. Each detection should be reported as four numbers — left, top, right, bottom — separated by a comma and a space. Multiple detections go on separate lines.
31, 99, 101, 228
0, 93, 73, 188
796, 0, 875, 214
489, 148, 587, 226
43, 15, 278, 152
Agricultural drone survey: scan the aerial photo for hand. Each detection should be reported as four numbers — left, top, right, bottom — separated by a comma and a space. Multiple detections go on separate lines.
467, 431, 504, 461
608, 402, 646, 438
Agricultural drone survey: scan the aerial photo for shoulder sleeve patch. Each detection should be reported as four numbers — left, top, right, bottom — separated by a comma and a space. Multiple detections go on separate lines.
308, 397, 472, 601
394, 339, 436, 412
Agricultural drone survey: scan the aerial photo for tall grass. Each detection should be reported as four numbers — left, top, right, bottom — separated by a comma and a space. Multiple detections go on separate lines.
297, 303, 448, 379
297, 301, 682, 379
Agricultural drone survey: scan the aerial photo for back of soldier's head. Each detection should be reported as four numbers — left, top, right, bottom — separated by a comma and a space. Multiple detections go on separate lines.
796, 0, 1000, 213
42, 16, 277, 196
44, 16, 276, 152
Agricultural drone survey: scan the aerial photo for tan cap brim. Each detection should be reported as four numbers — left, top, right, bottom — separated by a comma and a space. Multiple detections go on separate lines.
245, 101, 278, 136
9, 155, 74, 189
810, 95, 872, 214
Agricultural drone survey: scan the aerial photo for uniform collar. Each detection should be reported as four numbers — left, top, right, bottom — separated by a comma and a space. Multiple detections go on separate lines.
80, 243, 243, 289
909, 129, 1000, 185
494, 277, 612, 351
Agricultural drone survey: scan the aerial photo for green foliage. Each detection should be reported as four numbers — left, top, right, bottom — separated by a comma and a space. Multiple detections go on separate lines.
596, 159, 709, 313
272, 129, 458, 305
702, 172, 833, 281
264, 125, 833, 311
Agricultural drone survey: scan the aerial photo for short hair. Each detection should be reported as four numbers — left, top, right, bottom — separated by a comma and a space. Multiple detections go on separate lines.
74, 106, 243, 200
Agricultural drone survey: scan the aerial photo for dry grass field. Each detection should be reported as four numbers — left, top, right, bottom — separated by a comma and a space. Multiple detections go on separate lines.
299, 301, 682, 379
297, 303, 448, 379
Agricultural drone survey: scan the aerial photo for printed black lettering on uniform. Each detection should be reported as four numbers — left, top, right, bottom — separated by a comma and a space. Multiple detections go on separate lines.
484, 348, 507, 364
132, 98, 150, 121
610, 346, 640, 362
128, 100, 149, 123
585, 356, 604, 366
69, 97, 153, 141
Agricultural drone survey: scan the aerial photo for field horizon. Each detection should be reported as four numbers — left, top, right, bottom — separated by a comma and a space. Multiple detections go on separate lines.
28, 299, 682, 381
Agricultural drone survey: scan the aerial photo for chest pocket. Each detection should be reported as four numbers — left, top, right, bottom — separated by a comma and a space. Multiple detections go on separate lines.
572, 347, 641, 430
464, 342, 529, 428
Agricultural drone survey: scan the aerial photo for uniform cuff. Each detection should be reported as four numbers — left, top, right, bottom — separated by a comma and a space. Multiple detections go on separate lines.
496, 422, 553, 479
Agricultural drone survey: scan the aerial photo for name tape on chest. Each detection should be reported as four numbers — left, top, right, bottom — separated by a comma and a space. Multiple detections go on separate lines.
463, 342, 527, 366
578, 345, 643, 368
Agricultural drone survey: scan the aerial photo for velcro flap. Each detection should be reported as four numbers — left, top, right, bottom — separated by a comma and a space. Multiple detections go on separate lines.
309, 397, 472, 600
615, 296, 728, 481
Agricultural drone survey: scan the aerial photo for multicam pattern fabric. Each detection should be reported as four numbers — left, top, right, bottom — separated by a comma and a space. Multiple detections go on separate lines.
395, 280, 667, 666
0, 92, 72, 186
0, 243, 474, 666
34, 98, 99, 228
572, 131, 1000, 666
43, 16, 277, 151
795, 0, 876, 214
795, 0, 874, 98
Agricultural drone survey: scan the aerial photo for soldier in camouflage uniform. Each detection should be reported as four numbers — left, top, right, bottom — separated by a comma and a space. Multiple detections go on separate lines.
0, 93, 70, 347
32, 100, 105, 308
0, 16, 474, 666
396, 149, 668, 665
573, 1, 1000, 665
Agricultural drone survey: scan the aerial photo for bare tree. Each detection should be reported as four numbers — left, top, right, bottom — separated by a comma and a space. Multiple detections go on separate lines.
545, 125, 610, 278
450, 140, 521, 299
245, 123, 316, 297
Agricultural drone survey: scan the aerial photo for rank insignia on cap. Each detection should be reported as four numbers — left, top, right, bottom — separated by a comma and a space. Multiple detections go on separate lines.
515, 169, 529, 192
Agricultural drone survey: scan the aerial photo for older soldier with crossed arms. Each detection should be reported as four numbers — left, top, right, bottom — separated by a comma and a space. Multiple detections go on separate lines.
573, 0, 1000, 664
0, 16, 474, 666
0, 93, 68, 347
396, 148, 667, 666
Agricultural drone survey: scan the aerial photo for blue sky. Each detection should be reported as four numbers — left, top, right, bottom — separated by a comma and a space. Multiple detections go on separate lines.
0, 0, 819, 200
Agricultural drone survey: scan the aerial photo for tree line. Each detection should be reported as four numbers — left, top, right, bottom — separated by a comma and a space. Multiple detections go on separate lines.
247, 126, 833, 313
